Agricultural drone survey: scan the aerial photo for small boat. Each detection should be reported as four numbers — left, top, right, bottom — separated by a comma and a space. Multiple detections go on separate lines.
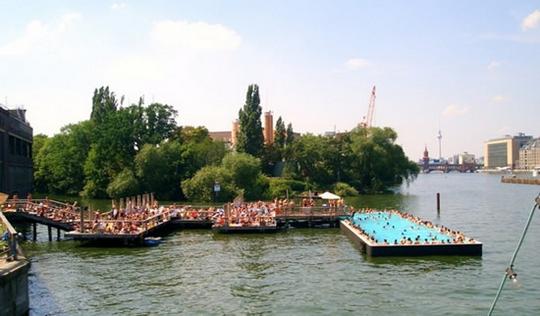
144, 236, 162, 246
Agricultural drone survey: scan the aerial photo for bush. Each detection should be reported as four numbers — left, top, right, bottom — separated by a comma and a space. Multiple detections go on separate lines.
333, 182, 359, 197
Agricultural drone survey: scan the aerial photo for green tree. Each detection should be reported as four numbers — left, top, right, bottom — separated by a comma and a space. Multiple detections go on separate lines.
91, 86, 118, 123
274, 116, 286, 148
284, 134, 334, 186
83, 109, 137, 198
285, 123, 295, 146
236, 84, 264, 157
267, 178, 306, 199
177, 126, 228, 179
32, 134, 49, 192
107, 168, 140, 198
346, 127, 419, 192
129, 102, 178, 148
222, 153, 264, 200
135, 141, 184, 199
34, 121, 93, 195
181, 166, 238, 202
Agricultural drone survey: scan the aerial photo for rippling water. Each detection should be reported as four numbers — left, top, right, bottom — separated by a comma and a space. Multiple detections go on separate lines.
21, 174, 540, 315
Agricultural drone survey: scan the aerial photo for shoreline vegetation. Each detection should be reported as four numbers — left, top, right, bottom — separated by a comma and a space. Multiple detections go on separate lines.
32, 84, 419, 202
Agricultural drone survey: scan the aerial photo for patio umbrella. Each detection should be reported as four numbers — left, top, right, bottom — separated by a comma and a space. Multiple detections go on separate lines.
319, 191, 340, 200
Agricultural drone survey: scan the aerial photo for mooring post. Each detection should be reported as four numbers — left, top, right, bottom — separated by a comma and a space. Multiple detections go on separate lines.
32, 222, 37, 241
436, 193, 441, 213
48, 225, 52, 242
80, 207, 84, 233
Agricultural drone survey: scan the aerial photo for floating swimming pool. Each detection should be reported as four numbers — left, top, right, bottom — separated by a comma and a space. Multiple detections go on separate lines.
341, 211, 482, 257
351, 211, 453, 244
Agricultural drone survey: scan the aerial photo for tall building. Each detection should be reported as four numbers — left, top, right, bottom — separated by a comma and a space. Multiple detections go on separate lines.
263, 111, 274, 145
519, 138, 540, 170
0, 106, 33, 196
483, 133, 533, 169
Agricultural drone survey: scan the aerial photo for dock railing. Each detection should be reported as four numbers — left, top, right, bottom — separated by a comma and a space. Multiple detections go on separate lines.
278, 205, 350, 218
75, 209, 172, 236
1, 211, 22, 261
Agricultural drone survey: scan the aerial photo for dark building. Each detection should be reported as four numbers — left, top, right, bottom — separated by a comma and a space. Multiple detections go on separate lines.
0, 105, 33, 196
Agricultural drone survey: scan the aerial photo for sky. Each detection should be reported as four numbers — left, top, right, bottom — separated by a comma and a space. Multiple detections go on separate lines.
1, 0, 539, 160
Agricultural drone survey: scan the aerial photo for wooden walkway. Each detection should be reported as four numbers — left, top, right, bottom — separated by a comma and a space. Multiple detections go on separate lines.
65, 212, 172, 246
1, 199, 351, 245
276, 207, 349, 228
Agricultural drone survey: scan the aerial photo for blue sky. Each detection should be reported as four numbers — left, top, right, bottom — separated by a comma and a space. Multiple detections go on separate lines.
1, 1, 539, 159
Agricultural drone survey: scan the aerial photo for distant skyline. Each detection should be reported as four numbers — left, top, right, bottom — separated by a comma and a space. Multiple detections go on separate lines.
1, 1, 539, 159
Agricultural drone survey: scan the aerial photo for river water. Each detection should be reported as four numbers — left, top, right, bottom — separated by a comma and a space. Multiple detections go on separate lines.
20, 174, 540, 315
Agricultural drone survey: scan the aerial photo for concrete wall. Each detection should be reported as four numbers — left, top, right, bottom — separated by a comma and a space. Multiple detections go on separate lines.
0, 259, 30, 316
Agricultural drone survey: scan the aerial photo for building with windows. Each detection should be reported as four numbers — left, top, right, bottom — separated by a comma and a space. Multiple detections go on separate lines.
0, 106, 33, 196
483, 133, 533, 169
519, 138, 540, 170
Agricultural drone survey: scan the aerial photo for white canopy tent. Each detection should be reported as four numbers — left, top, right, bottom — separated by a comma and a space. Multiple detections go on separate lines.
319, 191, 340, 200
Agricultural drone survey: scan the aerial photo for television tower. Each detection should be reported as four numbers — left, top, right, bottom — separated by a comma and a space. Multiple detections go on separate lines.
437, 129, 442, 159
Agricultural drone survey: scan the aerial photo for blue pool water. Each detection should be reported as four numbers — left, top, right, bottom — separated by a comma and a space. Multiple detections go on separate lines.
351, 211, 453, 244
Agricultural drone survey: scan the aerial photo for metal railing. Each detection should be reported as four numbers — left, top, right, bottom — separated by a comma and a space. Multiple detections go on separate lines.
1, 211, 21, 261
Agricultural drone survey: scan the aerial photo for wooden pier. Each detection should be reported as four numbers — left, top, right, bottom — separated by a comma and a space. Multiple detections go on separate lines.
1, 198, 350, 245
501, 176, 540, 185
65, 211, 172, 246
276, 206, 349, 228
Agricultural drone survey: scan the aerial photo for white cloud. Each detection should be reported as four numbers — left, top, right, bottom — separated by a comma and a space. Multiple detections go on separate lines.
151, 20, 241, 51
487, 61, 500, 71
0, 13, 81, 56
492, 95, 506, 103
442, 104, 469, 117
344, 58, 370, 70
521, 10, 540, 31
111, 3, 127, 10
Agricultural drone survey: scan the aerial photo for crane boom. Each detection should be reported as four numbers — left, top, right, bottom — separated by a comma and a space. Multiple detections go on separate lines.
361, 86, 376, 128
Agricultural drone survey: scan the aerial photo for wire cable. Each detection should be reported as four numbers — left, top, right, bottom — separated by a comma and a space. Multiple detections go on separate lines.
488, 193, 540, 315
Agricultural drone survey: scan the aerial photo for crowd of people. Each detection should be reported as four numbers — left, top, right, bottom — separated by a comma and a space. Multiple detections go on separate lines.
83, 202, 171, 235
212, 201, 277, 228
5, 195, 80, 223
348, 208, 478, 246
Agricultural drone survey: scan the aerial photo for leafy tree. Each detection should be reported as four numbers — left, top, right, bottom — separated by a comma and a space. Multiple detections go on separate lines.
181, 166, 238, 202
346, 127, 419, 192
35, 121, 93, 195
285, 123, 295, 146
107, 168, 140, 198
274, 116, 286, 148
178, 126, 228, 179
222, 153, 264, 200
32, 134, 49, 192
284, 134, 334, 186
83, 109, 137, 198
129, 102, 178, 148
91, 86, 117, 123
135, 141, 184, 199
236, 84, 264, 157
267, 178, 306, 199
333, 182, 359, 197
